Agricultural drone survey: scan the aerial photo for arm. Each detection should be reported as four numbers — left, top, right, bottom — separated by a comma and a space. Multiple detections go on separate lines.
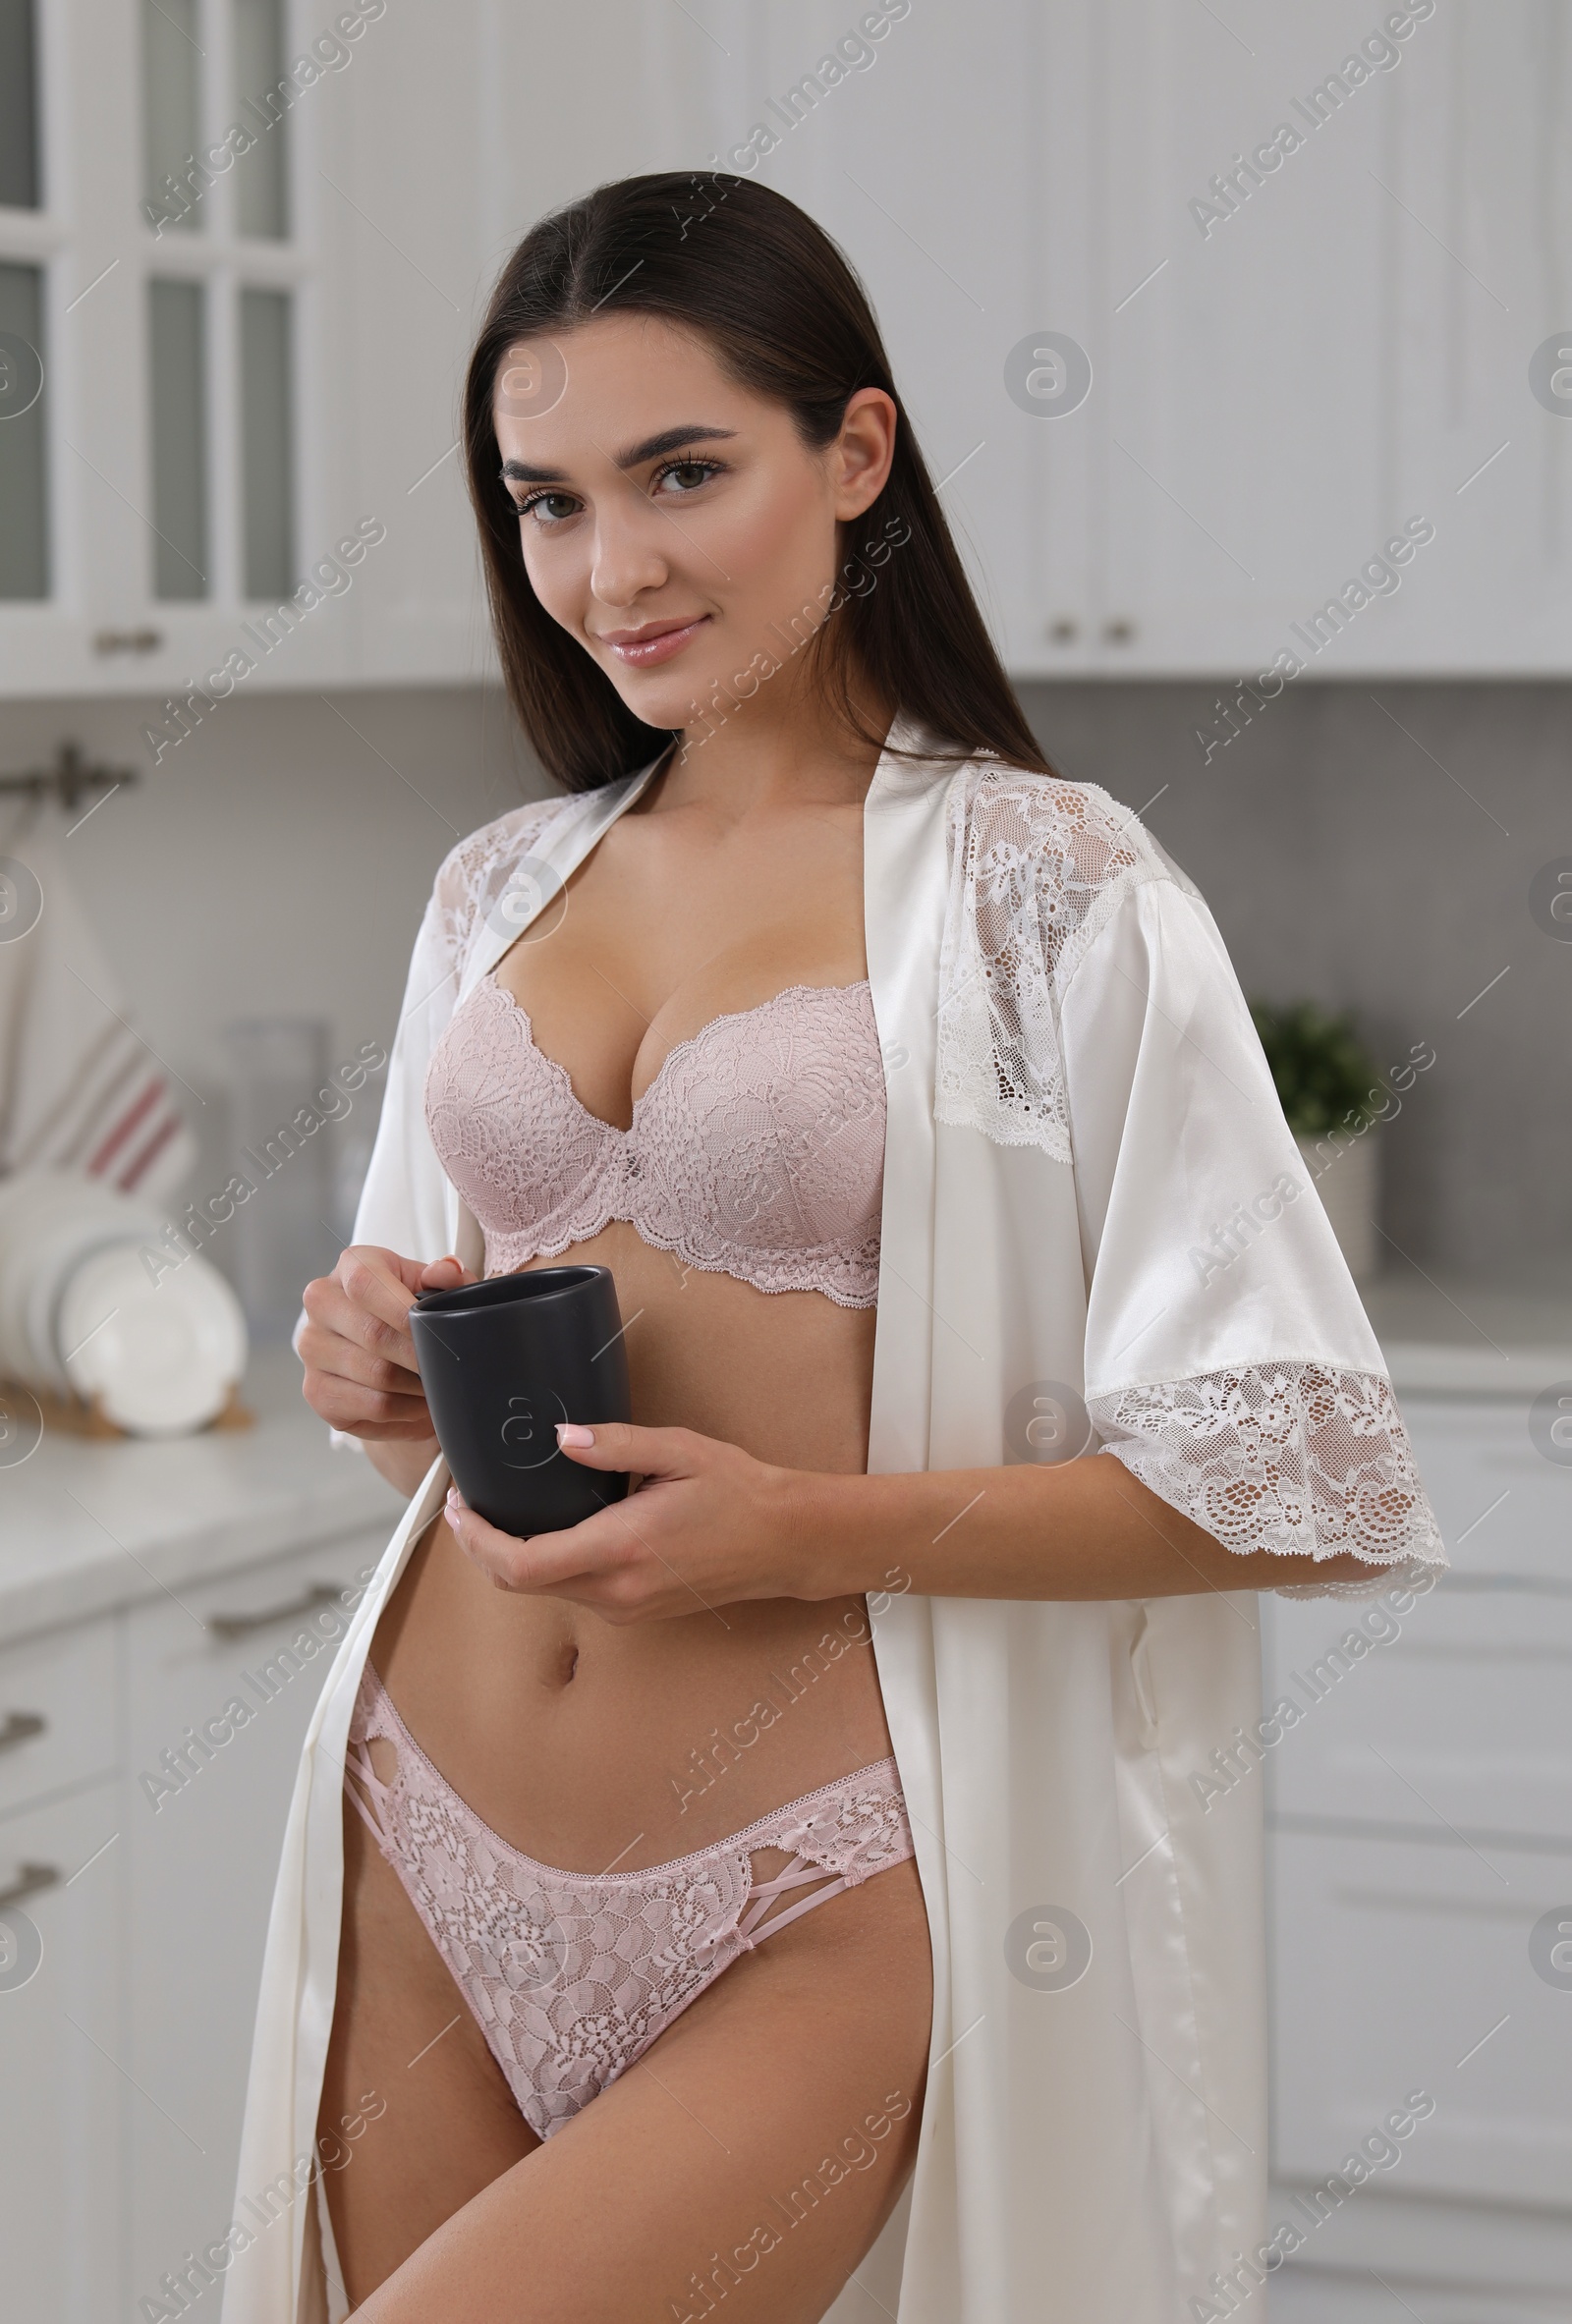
440, 1420, 1387, 1621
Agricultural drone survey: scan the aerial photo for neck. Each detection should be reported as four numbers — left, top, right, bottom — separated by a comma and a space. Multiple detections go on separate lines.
655, 650, 892, 821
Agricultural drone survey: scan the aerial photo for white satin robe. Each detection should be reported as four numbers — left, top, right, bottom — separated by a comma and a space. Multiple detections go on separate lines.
219, 721, 1445, 2324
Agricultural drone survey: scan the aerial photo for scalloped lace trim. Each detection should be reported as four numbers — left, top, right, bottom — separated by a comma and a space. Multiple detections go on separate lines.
933, 764, 1188, 1160
1088, 1362, 1447, 1591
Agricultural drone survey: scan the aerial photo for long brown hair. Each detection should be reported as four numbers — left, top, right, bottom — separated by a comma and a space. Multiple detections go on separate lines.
463, 172, 1054, 794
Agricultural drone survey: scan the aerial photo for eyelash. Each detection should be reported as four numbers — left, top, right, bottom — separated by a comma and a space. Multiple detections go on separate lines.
505, 457, 727, 525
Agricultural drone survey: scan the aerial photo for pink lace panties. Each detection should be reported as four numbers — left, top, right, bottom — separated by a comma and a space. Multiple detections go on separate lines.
343, 1659, 915, 2142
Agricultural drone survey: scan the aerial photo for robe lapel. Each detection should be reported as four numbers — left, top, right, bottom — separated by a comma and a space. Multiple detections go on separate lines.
441, 754, 667, 1269
861, 724, 959, 1478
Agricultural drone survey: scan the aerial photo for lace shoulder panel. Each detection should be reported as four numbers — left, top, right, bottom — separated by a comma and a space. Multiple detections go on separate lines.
1088, 1360, 1448, 1598
425, 789, 585, 987
935, 761, 1195, 1159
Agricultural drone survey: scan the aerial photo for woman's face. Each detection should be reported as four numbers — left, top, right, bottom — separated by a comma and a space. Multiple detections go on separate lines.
491, 313, 895, 736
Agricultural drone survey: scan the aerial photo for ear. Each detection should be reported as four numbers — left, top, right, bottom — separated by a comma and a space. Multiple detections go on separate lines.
829, 387, 897, 521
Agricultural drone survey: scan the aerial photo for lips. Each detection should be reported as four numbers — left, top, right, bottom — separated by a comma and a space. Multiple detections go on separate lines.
597, 615, 711, 668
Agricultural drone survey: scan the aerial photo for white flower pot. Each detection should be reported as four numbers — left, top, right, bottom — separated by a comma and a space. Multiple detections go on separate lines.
1294, 1128, 1381, 1283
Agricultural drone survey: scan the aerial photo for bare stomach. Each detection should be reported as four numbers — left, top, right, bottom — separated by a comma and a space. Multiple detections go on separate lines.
368, 1222, 895, 1876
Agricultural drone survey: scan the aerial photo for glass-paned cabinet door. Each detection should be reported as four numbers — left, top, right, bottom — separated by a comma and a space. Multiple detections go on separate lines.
0, 0, 47, 602
0, 0, 330, 693
138, 0, 303, 608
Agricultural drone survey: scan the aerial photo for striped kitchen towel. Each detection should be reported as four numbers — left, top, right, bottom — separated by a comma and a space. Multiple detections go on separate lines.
0, 803, 197, 1202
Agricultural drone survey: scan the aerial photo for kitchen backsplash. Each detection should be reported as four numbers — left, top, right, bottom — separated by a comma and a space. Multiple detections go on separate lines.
0, 679, 1564, 1289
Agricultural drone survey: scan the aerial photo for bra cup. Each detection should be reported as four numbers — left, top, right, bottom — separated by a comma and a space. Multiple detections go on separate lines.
424, 978, 621, 1237
635, 1031, 885, 1255
423, 976, 884, 1307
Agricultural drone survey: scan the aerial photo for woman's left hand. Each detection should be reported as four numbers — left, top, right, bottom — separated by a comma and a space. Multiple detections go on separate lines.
442, 1422, 828, 1623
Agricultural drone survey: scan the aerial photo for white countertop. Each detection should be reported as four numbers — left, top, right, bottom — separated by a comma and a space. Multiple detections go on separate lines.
0, 1342, 408, 1649
2, 1270, 1565, 1650
1362, 1271, 1572, 1398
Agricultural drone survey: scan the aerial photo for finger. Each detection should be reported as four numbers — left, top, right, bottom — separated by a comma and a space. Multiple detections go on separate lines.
304, 1364, 437, 1438
332, 1249, 429, 1368
552, 1420, 696, 1474
445, 1488, 629, 1594
418, 1253, 477, 1291
297, 1322, 430, 1404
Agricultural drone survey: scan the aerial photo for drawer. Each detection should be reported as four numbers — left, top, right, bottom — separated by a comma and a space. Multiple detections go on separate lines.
1268, 1826, 1572, 2208
1262, 1392, 1572, 1842
1263, 1574, 1572, 1840
0, 1618, 118, 1823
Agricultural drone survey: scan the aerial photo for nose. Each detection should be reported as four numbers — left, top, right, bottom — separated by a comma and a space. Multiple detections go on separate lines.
589, 485, 670, 612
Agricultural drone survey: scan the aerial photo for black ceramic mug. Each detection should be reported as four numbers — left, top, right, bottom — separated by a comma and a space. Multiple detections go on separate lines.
409, 1265, 632, 1534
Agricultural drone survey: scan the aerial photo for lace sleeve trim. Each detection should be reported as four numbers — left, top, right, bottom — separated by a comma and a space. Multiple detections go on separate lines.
934, 763, 1189, 1160
1087, 1361, 1447, 1595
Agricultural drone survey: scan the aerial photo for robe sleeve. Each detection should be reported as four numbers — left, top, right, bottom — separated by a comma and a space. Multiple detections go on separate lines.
289, 820, 507, 1449
1059, 869, 1446, 1597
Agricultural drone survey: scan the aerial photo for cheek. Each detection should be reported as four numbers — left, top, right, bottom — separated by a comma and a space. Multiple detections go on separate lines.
703, 469, 837, 628
520, 533, 586, 628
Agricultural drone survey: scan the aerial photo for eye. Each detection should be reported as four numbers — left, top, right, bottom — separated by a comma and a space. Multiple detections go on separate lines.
651, 458, 725, 496
506, 486, 581, 527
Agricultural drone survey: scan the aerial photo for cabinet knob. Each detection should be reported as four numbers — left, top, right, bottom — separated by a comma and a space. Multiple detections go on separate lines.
0, 1861, 60, 1910
1046, 618, 1079, 644
0, 1711, 45, 1753
1101, 619, 1136, 645
206, 1580, 346, 1641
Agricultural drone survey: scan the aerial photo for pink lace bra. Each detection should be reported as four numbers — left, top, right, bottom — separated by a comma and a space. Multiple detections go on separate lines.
423, 969, 885, 1306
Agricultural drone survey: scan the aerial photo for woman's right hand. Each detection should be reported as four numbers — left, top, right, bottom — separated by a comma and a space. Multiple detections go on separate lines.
298, 1245, 476, 1449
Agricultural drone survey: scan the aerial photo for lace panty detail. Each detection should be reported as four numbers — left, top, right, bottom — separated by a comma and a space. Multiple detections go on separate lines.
343, 1662, 914, 2140
1088, 1361, 1447, 1595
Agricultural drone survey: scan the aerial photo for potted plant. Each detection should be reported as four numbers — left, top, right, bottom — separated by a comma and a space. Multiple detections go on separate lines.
1249, 999, 1380, 1282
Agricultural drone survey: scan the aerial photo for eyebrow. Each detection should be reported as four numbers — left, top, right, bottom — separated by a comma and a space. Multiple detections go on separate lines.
499, 423, 738, 486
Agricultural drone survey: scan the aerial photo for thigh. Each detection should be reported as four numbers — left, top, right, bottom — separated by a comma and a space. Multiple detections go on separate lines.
318, 1787, 540, 2306
350, 1854, 933, 2324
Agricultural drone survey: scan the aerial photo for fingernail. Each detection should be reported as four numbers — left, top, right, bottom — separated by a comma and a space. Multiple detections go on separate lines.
556, 1422, 595, 1448
446, 1484, 465, 1513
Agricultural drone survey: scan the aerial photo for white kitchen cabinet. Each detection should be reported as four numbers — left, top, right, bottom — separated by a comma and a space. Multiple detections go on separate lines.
14, 1, 1565, 698
1269, 1827, 1572, 2208
0, 1394, 397, 2324
0, 1777, 125, 2323
0, 0, 499, 701
1262, 1392, 1572, 2314
642, 0, 1572, 681
122, 1524, 388, 2303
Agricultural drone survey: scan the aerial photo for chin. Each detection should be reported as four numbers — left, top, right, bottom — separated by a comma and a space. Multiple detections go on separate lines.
616, 667, 732, 733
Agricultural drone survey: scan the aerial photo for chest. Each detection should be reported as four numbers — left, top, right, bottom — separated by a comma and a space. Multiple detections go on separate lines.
490, 802, 868, 1129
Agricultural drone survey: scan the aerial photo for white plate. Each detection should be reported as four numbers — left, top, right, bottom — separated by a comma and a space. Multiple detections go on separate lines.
0, 1171, 166, 1385
57, 1242, 248, 1436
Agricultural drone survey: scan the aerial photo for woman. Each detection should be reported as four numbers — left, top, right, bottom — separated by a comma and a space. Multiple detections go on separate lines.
223, 175, 1445, 2324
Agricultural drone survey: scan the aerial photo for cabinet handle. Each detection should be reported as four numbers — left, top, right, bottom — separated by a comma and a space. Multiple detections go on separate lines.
0, 1712, 45, 1752
0, 1862, 60, 1910
91, 628, 164, 654
206, 1581, 345, 1641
